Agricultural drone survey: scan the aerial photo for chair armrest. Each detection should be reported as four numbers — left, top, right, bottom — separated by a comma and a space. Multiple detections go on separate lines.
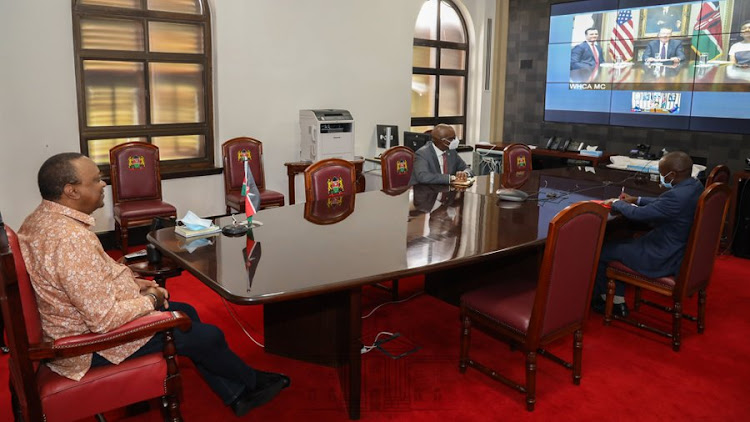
28, 311, 191, 360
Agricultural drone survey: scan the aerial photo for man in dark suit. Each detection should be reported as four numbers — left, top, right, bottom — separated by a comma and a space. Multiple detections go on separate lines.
643, 28, 686, 64
570, 28, 603, 70
592, 151, 703, 316
409, 124, 471, 185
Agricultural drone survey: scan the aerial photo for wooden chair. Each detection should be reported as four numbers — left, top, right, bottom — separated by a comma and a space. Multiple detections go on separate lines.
459, 202, 609, 411
110, 142, 177, 253
502, 143, 532, 189
303, 158, 356, 202
0, 214, 192, 422
222, 137, 285, 213
604, 183, 731, 351
706, 164, 730, 186
380, 146, 415, 191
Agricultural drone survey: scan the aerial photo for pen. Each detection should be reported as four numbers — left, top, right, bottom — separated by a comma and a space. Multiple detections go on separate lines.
620, 186, 625, 199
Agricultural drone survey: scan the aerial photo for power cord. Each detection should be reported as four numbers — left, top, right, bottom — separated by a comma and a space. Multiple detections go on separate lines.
361, 290, 424, 319
221, 297, 264, 348
361, 331, 394, 354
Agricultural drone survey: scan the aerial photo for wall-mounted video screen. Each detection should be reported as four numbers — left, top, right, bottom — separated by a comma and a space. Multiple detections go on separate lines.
545, 0, 750, 134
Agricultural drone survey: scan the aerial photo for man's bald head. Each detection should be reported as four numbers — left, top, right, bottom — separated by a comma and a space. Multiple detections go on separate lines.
431, 124, 456, 151
659, 151, 693, 184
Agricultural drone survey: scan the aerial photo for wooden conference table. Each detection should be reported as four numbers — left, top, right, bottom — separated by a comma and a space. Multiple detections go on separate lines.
147, 166, 662, 419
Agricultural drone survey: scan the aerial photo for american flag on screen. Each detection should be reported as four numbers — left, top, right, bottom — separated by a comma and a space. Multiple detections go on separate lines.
609, 10, 634, 61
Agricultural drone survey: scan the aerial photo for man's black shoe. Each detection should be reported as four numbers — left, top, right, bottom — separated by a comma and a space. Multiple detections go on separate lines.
591, 296, 629, 318
230, 377, 285, 417
256, 370, 291, 390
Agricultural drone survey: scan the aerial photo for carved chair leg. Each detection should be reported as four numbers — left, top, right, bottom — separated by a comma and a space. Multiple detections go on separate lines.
119, 222, 129, 254
525, 351, 537, 411
672, 300, 682, 352
572, 329, 583, 385
163, 329, 183, 422
634, 287, 642, 311
697, 289, 706, 333
0, 311, 8, 353
604, 279, 616, 325
10, 380, 23, 421
459, 314, 471, 373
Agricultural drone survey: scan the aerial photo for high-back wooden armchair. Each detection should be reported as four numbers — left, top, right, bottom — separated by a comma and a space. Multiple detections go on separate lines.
380, 146, 415, 191
0, 213, 191, 422
459, 202, 609, 411
502, 143, 532, 189
303, 158, 356, 202
222, 137, 285, 213
706, 164, 730, 186
110, 142, 176, 253
604, 183, 731, 351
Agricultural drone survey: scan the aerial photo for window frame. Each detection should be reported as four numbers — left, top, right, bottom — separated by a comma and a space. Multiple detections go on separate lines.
72, 0, 216, 178
411, 0, 470, 142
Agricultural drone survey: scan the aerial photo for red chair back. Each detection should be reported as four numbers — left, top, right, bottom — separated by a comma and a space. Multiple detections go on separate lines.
503, 143, 532, 189
1, 217, 45, 420
304, 159, 356, 202
109, 142, 163, 203
222, 137, 267, 192
675, 183, 730, 297
380, 146, 415, 191
706, 165, 730, 186
528, 202, 609, 342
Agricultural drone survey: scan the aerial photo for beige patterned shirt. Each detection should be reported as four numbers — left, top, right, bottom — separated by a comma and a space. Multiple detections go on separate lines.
18, 200, 155, 381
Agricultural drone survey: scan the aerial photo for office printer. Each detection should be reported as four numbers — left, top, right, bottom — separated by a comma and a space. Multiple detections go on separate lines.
299, 109, 355, 162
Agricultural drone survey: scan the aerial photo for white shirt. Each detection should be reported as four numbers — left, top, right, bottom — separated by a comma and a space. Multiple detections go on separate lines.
432, 142, 446, 174
729, 41, 750, 59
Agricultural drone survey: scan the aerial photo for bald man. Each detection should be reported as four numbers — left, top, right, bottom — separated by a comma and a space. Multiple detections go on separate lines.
592, 151, 703, 317
409, 124, 472, 185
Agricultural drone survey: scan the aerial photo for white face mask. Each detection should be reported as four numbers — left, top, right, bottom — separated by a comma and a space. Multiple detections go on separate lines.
448, 138, 459, 150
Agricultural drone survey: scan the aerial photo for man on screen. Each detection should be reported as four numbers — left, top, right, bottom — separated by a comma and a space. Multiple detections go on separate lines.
570, 28, 603, 70
643, 28, 686, 64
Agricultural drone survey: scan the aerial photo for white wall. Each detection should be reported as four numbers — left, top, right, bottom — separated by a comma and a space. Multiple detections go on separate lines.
0, 0, 495, 232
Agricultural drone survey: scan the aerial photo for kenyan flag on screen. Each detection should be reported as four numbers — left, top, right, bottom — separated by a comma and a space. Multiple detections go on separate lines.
691, 2, 723, 60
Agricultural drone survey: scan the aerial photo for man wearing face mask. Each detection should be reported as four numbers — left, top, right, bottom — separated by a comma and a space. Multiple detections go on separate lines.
410, 124, 472, 185
591, 151, 703, 317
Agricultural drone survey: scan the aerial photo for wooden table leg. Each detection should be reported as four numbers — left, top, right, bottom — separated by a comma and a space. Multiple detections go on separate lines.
264, 287, 362, 419
287, 168, 297, 205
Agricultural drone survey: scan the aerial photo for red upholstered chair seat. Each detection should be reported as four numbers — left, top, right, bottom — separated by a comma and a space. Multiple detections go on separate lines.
260, 189, 285, 206
606, 261, 676, 290
114, 200, 177, 220
461, 278, 536, 335
38, 354, 166, 421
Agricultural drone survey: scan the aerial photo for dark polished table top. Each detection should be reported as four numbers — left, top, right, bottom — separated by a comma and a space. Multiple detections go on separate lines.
148, 167, 663, 305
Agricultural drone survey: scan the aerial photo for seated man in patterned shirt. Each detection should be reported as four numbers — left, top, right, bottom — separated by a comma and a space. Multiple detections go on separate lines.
18, 153, 289, 417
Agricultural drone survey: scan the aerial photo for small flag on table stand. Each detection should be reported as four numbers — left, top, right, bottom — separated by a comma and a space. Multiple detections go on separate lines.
241, 158, 257, 224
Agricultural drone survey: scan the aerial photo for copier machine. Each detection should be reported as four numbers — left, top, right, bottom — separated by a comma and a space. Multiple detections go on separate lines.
299, 109, 355, 162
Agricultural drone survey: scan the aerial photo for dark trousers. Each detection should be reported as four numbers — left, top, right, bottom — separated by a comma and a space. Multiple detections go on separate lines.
92, 302, 256, 405
593, 241, 630, 299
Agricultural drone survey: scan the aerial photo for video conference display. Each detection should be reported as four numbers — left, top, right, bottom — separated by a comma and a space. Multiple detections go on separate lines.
545, 0, 750, 134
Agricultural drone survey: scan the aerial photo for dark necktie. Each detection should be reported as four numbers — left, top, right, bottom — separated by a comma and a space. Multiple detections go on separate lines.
660, 43, 667, 60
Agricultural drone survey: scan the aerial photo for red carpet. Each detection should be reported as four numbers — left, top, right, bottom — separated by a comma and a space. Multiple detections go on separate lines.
2, 255, 750, 421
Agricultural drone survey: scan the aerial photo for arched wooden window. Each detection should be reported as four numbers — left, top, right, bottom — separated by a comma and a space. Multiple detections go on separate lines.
411, 0, 469, 140
72, 0, 214, 174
